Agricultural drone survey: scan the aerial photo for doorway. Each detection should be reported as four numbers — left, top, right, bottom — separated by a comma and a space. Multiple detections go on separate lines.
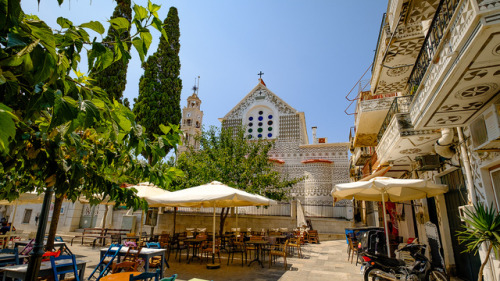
441, 169, 481, 280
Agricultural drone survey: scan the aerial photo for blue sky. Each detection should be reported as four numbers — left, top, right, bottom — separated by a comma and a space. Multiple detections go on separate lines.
23, 0, 387, 143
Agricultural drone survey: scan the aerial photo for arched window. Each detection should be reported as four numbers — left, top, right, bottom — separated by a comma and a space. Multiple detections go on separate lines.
244, 106, 277, 140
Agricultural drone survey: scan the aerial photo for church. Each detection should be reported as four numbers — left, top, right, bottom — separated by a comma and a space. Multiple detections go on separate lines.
180, 78, 350, 216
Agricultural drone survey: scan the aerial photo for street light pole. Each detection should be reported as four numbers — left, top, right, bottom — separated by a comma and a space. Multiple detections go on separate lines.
25, 187, 53, 281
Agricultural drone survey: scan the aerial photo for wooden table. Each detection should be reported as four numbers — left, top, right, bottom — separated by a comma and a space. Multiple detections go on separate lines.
245, 240, 269, 268
14, 240, 66, 249
100, 247, 166, 278
100, 271, 141, 281
0, 258, 86, 281
183, 238, 205, 264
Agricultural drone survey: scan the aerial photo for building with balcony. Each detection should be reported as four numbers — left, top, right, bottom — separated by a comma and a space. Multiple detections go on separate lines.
348, 0, 500, 279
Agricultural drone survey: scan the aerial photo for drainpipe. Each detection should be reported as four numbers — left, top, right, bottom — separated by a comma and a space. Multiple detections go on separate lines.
457, 127, 476, 205
434, 128, 455, 159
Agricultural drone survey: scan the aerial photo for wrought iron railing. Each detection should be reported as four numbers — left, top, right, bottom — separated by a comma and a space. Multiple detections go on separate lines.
407, 0, 460, 95
376, 95, 414, 142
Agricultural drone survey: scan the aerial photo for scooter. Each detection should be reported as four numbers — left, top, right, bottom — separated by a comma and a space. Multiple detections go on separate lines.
361, 243, 448, 281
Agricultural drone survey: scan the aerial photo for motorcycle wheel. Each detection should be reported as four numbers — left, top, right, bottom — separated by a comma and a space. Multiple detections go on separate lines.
426, 270, 449, 281
364, 267, 391, 281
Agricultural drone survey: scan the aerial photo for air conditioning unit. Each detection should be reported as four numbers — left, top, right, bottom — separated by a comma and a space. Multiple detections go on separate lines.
458, 205, 474, 222
470, 103, 500, 151
415, 154, 440, 171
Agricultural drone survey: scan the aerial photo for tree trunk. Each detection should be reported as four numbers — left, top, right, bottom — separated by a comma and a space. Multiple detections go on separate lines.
478, 243, 493, 281
46, 195, 64, 251
218, 207, 230, 236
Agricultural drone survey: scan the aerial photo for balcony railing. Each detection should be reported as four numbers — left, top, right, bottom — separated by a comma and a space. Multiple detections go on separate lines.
376, 95, 414, 141
407, 0, 460, 94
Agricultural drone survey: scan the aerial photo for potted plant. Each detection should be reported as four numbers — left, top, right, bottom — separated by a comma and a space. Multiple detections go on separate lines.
457, 202, 500, 281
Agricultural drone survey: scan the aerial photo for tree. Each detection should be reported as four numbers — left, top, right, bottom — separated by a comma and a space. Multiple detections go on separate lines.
134, 7, 182, 159
457, 202, 500, 281
90, 0, 132, 104
175, 126, 303, 235
0, 1, 182, 279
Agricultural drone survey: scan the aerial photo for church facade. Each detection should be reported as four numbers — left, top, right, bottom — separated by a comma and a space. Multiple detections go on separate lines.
219, 79, 350, 211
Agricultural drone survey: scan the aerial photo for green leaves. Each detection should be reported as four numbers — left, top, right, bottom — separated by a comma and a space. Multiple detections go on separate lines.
80, 21, 105, 35
109, 17, 130, 31
0, 103, 17, 155
133, 5, 148, 21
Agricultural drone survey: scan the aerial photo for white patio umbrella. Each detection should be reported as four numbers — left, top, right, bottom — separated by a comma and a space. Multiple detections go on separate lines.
150, 181, 276, 269
79, 183, 171, 238
331, 177, 448, 256
296, 200, 307, 228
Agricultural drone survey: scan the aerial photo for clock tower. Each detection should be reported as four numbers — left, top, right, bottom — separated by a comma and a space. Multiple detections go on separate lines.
178, 87, 203, 154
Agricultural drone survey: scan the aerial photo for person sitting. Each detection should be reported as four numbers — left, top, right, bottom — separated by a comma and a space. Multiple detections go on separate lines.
0, 222, 15, 235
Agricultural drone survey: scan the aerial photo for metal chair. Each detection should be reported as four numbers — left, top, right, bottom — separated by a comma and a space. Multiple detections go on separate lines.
50, 254, 80, 281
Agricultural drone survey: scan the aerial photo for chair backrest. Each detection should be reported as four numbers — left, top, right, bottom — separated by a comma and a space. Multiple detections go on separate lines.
250, 236, 262, 241
112, 261, 137, 273
159, 274, 177, 281
50, 254, 79, 281
19, 239, 34, 255
129, 268, 160, 281
54, 236, 64, 242
124, 241, 138, 248
146, 242, 161, 249
0, 248, 19, 266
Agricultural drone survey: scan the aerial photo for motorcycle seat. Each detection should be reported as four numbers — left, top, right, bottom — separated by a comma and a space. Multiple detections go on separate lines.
376, 255, 406, 267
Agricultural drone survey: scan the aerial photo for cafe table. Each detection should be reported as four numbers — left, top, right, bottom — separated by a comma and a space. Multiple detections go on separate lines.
100, 271, 141, 281
100, 247, 166, 278
0, 258, 87, 281
183, 238, 205, 264
245, 240, 269, 268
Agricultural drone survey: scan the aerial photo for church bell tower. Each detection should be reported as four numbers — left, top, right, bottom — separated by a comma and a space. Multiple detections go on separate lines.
178, 77, 203, 154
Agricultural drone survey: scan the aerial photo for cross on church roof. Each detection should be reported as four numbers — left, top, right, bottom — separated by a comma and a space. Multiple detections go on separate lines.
258, 71, 264, 79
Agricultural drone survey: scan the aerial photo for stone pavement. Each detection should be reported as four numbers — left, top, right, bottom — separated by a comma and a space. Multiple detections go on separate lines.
68, 239, 363, 281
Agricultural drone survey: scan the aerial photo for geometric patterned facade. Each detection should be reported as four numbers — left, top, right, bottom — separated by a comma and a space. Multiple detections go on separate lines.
221, 79, 350, 206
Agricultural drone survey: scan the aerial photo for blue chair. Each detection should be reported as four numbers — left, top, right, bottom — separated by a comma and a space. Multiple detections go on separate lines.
159, 274, 177, 281
146, 242, 169, 269
88, 244, 122, 281
129, 269, 160, 281
0, 248, 19, 267
50, 254, 80, 281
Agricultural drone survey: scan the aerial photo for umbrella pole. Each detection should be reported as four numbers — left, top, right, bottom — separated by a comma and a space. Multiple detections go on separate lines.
381, 193, 391, 257
139, 210, 144, 244
207, 204, 220, 269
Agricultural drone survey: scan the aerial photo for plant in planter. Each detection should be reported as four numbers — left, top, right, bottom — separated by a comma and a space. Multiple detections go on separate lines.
456, 202, 500, 281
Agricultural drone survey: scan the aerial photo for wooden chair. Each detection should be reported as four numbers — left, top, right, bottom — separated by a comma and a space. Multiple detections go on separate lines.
49, 255, 79, 281
129, 269, 160, 281
159, 274, 177, 281
0, 248, 19, 267
88, 244, 122, 280
245, 236, 262, 260
287, 237, 302, 258
347, 237, 359, 265
226, 237, 246, 266
308, 230, 319, 244
269, 240, 288, 269
201, 238, 221, 264
146, 242, 169, 269
111, 261, 138, 273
